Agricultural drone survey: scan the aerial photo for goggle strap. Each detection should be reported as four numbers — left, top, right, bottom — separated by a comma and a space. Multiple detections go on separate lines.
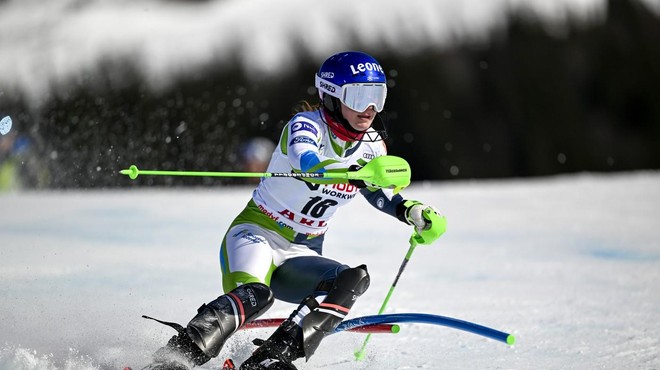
315, 75, 342, 100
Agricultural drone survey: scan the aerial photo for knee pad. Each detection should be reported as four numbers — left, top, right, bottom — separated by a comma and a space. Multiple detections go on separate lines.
186, 282, 274, 357
330, 263, 370, 298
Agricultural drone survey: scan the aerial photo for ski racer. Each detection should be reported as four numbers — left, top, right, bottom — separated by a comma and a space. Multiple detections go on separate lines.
145, 51, 447, 370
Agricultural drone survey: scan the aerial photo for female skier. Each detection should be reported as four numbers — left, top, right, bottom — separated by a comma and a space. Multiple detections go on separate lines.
146, 51, 446, 370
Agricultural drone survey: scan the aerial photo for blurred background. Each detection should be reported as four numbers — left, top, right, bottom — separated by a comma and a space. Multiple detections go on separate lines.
1, 0, 659, 190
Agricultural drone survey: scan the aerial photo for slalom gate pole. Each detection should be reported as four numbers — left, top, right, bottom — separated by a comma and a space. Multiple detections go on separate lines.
354, 236, 419, 360
244, 318, 400, 334
339, 313, 515, 345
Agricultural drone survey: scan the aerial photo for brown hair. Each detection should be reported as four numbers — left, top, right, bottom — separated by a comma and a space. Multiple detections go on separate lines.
292, 100, 320, 114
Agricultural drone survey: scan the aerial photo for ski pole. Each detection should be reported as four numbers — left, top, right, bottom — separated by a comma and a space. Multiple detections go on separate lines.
120, 165, 341, 181
119, 155, 412, 193
354, 236, 418, 360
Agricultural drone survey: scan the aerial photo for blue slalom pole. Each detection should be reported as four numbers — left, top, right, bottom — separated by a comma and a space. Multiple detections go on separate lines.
336, 313, 515, 345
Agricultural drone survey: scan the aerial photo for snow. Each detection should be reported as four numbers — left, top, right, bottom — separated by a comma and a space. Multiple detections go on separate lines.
1, 172, 659, 369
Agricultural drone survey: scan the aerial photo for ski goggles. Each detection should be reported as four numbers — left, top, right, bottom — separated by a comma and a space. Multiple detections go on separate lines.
315, 75, 387, 112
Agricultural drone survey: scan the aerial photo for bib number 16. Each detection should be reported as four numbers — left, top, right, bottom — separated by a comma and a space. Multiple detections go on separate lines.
301, 196, 338, 218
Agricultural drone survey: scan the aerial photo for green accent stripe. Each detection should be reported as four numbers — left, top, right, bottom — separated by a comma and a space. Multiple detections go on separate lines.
306, 159, 340, 173
280, 123, 290, 155
330, 137, 343, 156
221, 269, 279, 292
230, 200, 300, 241
220, 235, 230, 275
222, 271, 264, 293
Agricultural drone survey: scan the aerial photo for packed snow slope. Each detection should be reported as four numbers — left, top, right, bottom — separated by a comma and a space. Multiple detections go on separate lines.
1, 172, 659, 369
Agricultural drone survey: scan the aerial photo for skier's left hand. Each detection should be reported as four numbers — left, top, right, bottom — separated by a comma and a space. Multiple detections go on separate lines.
402, 201, 447, 245
347, 164, 367, 188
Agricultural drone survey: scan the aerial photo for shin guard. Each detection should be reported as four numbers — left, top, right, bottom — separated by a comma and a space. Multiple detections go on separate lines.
301, 265, 370, 359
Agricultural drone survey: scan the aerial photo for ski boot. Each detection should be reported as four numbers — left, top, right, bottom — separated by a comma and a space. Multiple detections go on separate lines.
145, 329, 210, 370
239, 295, 318, 370
240, 265, 370, 369
145, 283, 274, 369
